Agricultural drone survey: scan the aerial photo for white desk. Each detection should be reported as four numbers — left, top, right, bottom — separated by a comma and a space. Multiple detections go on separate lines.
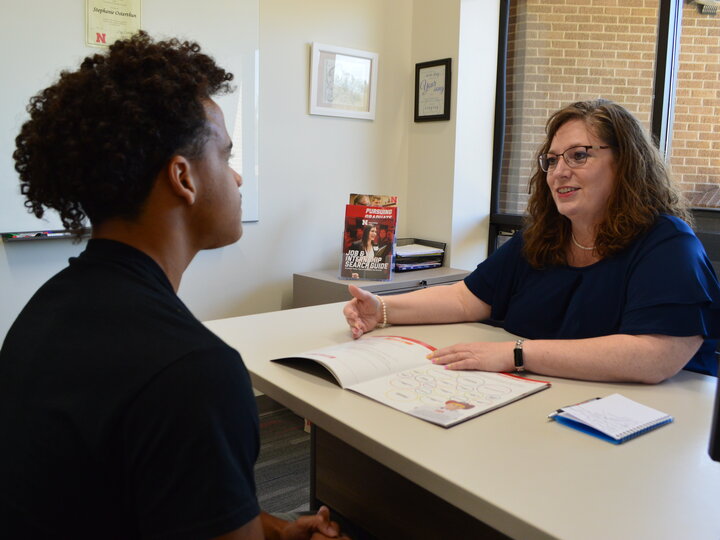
205, 303, 720, 540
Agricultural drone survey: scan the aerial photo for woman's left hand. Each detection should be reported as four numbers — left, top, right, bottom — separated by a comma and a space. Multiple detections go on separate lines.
428, 341, 515, 372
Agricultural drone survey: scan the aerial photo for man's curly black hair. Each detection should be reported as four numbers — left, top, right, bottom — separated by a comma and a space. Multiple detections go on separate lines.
13, 31, 234, 232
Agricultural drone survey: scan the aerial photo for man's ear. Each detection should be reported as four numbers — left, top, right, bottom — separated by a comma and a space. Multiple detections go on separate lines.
166, 155, 197, 205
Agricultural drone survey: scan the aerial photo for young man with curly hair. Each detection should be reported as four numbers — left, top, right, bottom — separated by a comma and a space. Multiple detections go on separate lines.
0, 32, 346, 540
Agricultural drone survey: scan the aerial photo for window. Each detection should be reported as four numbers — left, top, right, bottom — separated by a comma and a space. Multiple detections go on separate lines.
669, 4, 720, 209
490, 0, 720, 254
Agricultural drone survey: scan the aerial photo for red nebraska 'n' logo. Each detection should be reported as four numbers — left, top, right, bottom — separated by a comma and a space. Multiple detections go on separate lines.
96, 33, 107, 44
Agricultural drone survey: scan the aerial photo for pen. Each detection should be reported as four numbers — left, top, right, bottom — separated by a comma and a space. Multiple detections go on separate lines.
547, 397, 601, 419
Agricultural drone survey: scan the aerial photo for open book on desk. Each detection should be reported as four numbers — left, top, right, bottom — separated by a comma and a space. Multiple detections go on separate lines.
272, 335, 551, 428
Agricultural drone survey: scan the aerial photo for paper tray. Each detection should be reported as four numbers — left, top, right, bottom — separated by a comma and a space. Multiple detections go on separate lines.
394, 238, 446, 271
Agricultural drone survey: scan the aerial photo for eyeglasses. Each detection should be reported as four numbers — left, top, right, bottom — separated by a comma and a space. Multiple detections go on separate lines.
538, 145, 612, 172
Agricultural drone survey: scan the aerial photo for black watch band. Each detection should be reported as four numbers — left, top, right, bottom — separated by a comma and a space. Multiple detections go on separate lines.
514, 338, 526, 372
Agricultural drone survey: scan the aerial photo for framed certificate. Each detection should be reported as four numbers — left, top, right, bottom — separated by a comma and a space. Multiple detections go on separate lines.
414, 58, 451, 122
86, 0, 141, 48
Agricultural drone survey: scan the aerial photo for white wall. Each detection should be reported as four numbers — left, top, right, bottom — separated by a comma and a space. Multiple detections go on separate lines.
407, 0, 497, 271
182, 0, 415, 320
451, 0, 498, 270
0, 0, 499, 341
407, 0, 461, 251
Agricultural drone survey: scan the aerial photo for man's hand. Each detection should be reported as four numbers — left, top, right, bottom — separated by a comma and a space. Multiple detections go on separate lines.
281, 506, 349, 540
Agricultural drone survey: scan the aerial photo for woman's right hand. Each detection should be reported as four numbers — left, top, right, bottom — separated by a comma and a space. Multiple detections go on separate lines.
343, 284, 382, 339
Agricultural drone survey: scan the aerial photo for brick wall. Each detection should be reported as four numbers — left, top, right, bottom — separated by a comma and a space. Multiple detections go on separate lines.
671, 4, 720, 208
501, 0, 719, 214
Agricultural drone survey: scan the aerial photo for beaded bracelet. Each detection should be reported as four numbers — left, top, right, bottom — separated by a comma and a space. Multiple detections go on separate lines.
376, 295, 389, 328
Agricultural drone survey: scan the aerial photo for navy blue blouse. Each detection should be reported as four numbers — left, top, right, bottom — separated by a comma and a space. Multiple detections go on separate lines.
464, 215, 720, 376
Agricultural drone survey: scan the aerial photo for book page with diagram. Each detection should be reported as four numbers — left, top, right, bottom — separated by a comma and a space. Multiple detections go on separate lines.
348, 366, 551, 427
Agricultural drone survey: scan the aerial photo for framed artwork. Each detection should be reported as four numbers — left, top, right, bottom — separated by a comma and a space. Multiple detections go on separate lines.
414, 58, 451, 122
309, 42, 378, 120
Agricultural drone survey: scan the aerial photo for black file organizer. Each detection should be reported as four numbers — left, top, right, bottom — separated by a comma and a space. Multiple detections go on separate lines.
394, 238, 446, 272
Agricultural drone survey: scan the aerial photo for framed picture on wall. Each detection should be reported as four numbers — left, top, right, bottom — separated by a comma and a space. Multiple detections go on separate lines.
309, 42, 378, 120
414, 58, 451, 122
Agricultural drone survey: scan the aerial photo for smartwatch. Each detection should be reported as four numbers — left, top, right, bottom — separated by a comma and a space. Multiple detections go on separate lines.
514, 338, 526, 372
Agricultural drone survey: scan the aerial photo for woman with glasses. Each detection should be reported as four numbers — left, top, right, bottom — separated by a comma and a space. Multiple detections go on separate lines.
343, 99, 720, 382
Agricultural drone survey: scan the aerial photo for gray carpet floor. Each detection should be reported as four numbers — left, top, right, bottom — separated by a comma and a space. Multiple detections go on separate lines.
255, 396, 311, 514
255, 396, 376, 539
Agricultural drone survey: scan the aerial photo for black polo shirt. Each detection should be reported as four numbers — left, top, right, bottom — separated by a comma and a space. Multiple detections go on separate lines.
0, 239, 260, 539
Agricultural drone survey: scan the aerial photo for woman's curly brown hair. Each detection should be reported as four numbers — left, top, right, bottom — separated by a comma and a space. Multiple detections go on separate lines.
523, 99, 691, 268
13, 31, 234, 232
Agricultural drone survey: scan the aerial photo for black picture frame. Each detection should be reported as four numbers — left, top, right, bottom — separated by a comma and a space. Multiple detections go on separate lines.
414, 58, 451, 122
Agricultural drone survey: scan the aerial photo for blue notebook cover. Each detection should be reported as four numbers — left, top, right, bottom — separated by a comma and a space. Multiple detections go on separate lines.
552, 393, 674, 444
554, 413, 674, 444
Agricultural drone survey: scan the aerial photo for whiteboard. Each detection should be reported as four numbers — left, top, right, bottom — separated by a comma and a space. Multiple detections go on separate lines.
0, 0, 258, 233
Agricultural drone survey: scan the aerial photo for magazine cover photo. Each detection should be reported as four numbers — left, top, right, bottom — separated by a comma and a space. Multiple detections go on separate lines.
340, 204, 397, 280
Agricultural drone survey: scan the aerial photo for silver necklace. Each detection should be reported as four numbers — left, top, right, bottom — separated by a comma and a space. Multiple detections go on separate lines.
571, 233, 595, 251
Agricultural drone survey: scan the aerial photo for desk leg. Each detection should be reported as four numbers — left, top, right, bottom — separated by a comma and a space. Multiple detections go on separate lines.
311, 427, 510, 539
309, 425, 318, 512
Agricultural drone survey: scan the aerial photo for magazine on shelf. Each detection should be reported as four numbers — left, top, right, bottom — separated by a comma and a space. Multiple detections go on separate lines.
349, 193, 398, 207
340, 203, 398, 281
272, 335, 551, 428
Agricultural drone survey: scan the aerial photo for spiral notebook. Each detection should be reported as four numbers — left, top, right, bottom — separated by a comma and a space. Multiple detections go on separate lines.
552, 393, 673, 444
